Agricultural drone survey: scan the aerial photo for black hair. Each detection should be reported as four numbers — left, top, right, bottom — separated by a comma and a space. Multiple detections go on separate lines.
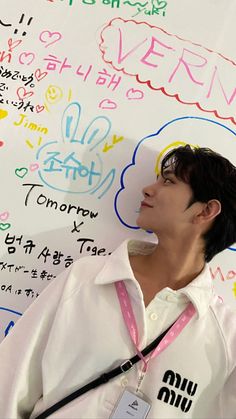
161, 145, 236, 262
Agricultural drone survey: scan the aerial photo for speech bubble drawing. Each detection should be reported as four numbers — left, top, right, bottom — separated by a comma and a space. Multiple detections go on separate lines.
114, 116, 236, 238
100, 18, 236, 125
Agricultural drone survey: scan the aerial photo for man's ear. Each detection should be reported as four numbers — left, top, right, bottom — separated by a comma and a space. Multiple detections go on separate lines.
194, 199, 221, 224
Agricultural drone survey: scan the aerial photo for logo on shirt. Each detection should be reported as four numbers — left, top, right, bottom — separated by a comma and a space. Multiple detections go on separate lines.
157, 369, 198, 413
128, 399, 139, 411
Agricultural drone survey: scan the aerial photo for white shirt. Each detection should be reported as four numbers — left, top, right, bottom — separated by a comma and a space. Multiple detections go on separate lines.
0, 239, 236, 419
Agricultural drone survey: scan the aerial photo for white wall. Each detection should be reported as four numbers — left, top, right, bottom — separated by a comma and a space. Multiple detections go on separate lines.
0, 0, 236, 341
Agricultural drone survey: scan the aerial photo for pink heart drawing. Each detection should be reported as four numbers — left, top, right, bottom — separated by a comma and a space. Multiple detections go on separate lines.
35, 69, 48, 82
29, 163, 39, 171
39, 30, 62, 48
126, 88, 144, 100
35, 104, 45, 113
0, 211, 9, 221
17, 87, 34, 101
99, 99, 117, 110
8, 38, 22, 52
18, 52, 35, 66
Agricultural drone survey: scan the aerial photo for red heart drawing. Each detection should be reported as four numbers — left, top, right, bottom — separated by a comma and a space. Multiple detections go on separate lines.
8, 38, 22, 52
17, 87, 34, 101
39, 30, 62, 48
35, 104, 45, 113
99, 99, 117, 110
0, 140, 4, 147
126, 88, 144, 100
35, 69, 48, 82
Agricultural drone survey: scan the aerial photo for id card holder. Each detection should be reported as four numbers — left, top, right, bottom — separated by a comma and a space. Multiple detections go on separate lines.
110, 388, 151, 419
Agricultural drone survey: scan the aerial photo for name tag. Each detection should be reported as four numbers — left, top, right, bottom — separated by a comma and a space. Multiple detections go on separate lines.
110, 389, 151, 419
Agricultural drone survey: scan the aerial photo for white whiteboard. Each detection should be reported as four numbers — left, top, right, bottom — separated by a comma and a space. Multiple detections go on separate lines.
1, 0, 236, 342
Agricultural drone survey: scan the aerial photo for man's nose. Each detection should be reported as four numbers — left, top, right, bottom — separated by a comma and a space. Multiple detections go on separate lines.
142, 182, 157, 197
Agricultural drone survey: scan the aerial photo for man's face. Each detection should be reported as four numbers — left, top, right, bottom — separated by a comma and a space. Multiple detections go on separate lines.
136, 168, 196, 237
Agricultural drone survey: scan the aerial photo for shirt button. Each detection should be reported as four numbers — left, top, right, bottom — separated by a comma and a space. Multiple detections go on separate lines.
150, 312, 158, 320
166, 295, 176, 302
121, 378, 128, 387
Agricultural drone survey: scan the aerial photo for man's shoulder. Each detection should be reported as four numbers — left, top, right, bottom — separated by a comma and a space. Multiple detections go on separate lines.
59, 254, 109, 300
210, 297, 236, 354
211, 295, 236, 318
60, 238, 156, 299
71, 253, 109, 281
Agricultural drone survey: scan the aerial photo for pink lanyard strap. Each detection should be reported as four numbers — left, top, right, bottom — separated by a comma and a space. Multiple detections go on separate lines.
115, 280, 196, 372
115, 280, 148, 369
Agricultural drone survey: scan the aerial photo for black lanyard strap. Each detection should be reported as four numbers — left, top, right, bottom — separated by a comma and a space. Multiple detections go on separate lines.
35, 323, 173, 419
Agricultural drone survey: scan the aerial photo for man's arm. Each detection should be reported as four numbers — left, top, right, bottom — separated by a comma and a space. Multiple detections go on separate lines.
0, 268, 71, 419
208, 301, 236, 419
207, 367, 236, 419
218, 368, 236, 419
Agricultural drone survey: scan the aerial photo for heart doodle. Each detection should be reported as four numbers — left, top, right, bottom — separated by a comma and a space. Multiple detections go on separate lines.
18, 52, 35, 66
99, 99, 117, 110
29, 163, 39, 171
8, 38, 22, 52
15, 167, 28, 178
39, 30, 62, 48
0, 223, 11, 231
35, 69, 48, 82
0, 141, 4, 147
126, 88, 144, 100
17, 87, 34, 101
154, 0, 167, 9
35, 105, 45, 113
0, 211, 9, 221
0, 109, 8, 119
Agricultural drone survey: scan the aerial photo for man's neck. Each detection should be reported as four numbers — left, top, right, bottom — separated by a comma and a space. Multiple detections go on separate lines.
129, 237, 205, 293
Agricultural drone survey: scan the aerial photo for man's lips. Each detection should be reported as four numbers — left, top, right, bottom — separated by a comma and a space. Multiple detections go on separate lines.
141, 201, 153, 208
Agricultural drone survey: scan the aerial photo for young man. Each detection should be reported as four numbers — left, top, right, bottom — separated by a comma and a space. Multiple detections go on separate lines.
0, 145, 236, 418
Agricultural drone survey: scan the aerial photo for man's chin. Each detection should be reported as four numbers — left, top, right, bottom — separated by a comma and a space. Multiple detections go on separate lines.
136, 219, 151, 230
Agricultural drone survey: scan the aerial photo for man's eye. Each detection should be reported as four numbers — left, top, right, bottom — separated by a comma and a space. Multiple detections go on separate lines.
163, 178, 172, 184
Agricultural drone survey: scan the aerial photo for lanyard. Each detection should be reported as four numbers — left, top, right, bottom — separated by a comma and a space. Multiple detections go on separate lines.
115, 280, 196, 392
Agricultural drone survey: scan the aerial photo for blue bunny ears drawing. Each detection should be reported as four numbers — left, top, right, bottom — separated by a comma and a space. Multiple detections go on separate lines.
36, 102, 116, 198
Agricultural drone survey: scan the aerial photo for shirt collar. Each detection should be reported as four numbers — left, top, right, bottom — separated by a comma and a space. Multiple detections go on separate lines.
177, 264, 214, 318
95, 239, 215, 319
95, 239, 138, 285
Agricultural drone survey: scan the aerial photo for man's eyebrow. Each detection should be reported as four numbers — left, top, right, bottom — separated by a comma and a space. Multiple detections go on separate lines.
162, 169, 175, 177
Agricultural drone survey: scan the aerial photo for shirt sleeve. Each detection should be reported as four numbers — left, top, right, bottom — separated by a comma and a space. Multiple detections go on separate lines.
208, 301, 236, 419
0, 267, 72, 419
207, 367, 236, 419
219, 367, 236, 419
